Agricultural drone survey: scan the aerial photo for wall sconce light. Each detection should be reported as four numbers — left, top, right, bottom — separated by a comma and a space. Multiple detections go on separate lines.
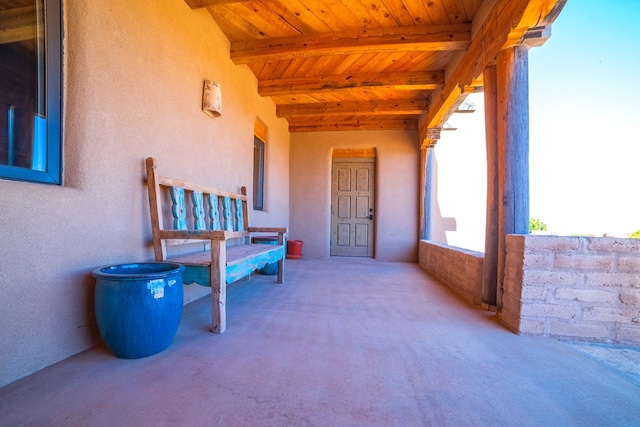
202, 80, 222, 118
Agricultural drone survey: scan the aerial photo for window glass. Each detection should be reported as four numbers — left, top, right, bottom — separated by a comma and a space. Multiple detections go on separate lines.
0, 0, 61, 184
253, 137, 265, 210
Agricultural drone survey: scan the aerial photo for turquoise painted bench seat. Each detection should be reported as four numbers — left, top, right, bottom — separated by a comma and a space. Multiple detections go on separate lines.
172, 244, 285, 286
145, 157, 286, 333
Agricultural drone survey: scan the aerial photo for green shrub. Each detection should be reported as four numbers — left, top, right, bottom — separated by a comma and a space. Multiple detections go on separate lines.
530, 218, 548, 232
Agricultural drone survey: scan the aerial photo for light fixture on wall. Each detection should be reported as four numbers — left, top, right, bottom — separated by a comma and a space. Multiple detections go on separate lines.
202, 80, 222, 118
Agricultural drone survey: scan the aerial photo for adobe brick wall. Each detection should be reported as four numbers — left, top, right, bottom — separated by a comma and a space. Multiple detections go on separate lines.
418, 240, 483, 305
502, 235, 640, 345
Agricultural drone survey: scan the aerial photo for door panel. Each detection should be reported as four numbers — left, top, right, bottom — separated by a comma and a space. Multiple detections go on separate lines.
356, 168, 369, 191
338, 168, 351, 191
331, 160, 375, 257
356, 196, 369, 218
355, 224, 369, 247
337, 223, 350, 246
338, 196, 350, 218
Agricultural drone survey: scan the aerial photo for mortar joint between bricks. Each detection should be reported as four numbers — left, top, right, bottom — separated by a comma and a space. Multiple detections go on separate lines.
578, 236, 588, 253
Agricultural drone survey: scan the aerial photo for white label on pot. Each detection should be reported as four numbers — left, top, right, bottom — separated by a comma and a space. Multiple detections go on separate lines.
147, 279, 165, 299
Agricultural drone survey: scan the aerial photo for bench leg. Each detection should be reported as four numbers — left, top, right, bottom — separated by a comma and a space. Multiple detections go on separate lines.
210, 240, 226, 333
277, 257, 284, 284
276, 233, 285, 284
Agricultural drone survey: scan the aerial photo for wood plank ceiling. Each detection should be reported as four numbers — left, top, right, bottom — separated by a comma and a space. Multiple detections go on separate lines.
186, 0, 484, 132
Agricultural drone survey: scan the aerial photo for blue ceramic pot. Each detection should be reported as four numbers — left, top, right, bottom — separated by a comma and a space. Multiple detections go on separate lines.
93, 262, 185, 359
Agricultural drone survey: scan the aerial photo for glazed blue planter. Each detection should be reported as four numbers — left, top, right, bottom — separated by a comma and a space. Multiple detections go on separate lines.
93, 262, 185, 359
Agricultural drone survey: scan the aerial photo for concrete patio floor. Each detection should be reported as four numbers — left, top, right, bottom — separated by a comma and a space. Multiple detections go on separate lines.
1, 258, 639, 426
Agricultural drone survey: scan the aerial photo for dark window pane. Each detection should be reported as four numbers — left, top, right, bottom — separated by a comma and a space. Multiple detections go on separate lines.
0, 0, 61, 184
253, 137, 265, 210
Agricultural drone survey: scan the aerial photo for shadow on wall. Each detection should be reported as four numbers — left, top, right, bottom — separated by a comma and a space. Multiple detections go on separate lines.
431, 154, 457, 244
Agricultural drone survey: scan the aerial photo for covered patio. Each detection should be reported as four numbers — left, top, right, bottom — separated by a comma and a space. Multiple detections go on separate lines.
2, 0, 640, 417
1, 258, 639, 425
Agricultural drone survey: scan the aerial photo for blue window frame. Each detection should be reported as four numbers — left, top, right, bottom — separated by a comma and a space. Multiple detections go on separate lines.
0, 0, 62, 184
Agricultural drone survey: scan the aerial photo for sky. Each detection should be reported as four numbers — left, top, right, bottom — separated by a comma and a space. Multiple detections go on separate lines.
436, 0, 640, 251
528, 0, 640, 236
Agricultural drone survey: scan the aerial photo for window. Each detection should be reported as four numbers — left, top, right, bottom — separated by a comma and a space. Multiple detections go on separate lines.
253, 137, 265, 211
0, 0, 62, 184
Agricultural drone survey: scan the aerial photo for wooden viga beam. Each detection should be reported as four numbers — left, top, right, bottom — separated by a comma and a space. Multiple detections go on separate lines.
276, 99, 431, 118
230, 24, 471, 64
259, 71, 444, 97
288, 117, 418, 132
421, 0, 567, 138
184, 0, 242, 8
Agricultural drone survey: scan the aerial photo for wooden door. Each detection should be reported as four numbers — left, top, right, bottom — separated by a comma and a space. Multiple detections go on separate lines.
331, 160, 375, 257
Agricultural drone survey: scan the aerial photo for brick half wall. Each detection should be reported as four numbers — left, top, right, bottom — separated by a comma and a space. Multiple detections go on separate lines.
418, 240, 484, 306
502, 235, 640, 345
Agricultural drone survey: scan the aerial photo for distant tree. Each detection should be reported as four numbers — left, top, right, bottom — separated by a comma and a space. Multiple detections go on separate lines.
529, 217, 548, 232
631, 230, 640, 239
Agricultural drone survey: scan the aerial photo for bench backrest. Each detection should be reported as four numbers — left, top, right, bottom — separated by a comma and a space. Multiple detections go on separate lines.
146, 157, 249, 259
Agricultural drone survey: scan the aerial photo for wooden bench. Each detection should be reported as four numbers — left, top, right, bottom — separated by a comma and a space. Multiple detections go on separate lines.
145, 157, 286, 333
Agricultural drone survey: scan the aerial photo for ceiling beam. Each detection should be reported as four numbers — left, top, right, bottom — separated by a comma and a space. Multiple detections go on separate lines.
288, 118, 418, 132
230, 24, 471, 64
420, 0, 567, 141
259, 71, 444, 96
276, 99, 430, 118
184, 0, 242, 9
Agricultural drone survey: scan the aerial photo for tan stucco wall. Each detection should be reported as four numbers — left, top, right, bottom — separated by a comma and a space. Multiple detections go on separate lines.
0, 0, 289, 388
289, 130, 419, 262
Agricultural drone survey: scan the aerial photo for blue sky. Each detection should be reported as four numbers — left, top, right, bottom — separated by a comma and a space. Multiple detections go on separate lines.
435, 0, 640, 251
529, 0, 640, 235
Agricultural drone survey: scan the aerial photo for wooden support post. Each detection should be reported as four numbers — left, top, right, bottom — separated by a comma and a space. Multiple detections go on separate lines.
420, 129, 440, 240
496, 46, 530, 311
210, 240, 227, 333
482, 65, 499, 307
424, 146, 436, 240
419, 146, 427, 240
418, 145, 427, 240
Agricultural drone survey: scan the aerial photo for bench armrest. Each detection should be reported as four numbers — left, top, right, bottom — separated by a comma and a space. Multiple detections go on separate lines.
248, 227, 288, 234
158, 230, 246, 241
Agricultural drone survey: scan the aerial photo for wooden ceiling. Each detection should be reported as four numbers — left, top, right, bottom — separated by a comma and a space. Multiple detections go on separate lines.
1, 0, 566, 136
186, 0, 484, 132
187, 0, 566, 135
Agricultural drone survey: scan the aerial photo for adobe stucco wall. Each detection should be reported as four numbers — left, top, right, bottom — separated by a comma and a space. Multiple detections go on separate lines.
418, 240, 484, 305
289, 130, 419, 262
502, 235, 640, 345
0, 0, 289, 387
